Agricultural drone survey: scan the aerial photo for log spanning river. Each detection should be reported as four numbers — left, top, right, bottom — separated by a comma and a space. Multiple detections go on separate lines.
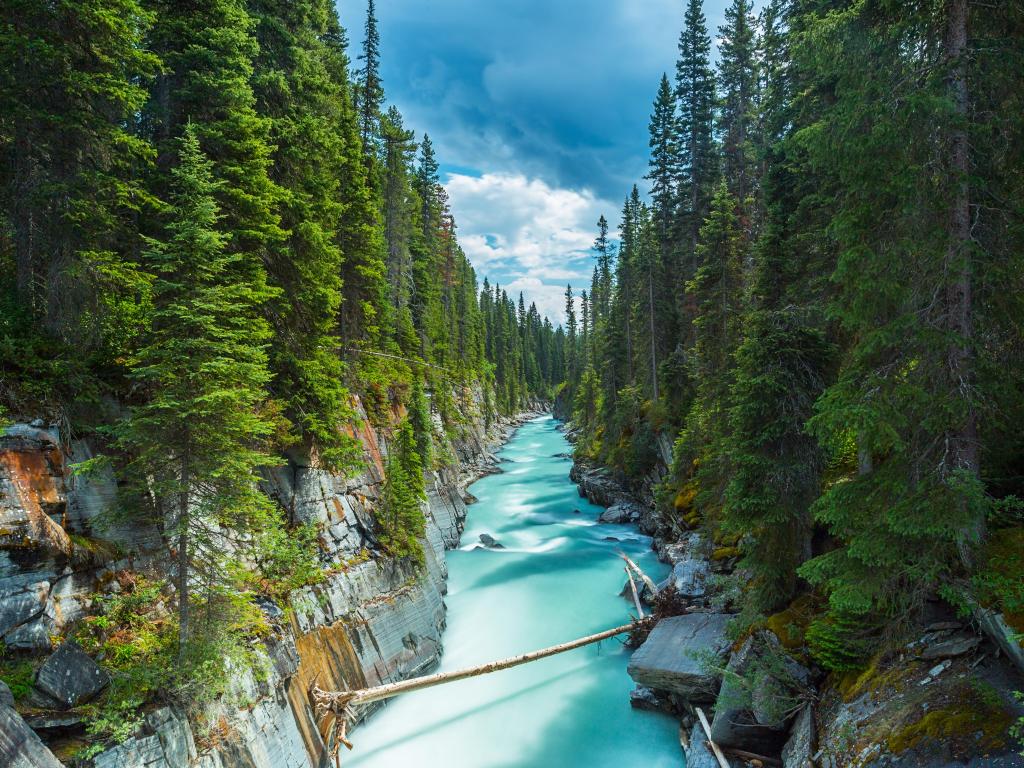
348, 415, 681, 767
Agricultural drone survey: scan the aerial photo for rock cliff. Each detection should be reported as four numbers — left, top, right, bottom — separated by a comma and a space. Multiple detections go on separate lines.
0, 395, 540, 767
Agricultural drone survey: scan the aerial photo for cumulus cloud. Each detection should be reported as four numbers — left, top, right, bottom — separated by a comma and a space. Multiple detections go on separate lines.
444, 172, 617, 323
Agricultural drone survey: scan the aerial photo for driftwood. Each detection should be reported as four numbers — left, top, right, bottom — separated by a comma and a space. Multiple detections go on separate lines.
619, 552, 658, 595
696, 706, 732, 768
312, 619, 650, 764
626, 566, 645, 619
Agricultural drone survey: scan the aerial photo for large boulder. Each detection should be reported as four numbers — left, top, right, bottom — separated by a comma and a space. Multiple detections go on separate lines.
0, 705, 66, 768
712, 634, 806, 753
34, 640, 109, 708
782, 704, 815, 768
627, 613, 732, 701
710, 632, 811, 755
598, 502, 639, 524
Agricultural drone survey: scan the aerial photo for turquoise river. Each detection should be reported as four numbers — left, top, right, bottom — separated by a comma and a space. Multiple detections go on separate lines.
348, 415, 681, 767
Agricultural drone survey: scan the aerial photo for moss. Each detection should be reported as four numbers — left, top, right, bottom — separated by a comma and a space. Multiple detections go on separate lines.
886, 701, 1011, 755
835, 652, 918, 703
712, 546, 741, 561
765, 593, 817, 651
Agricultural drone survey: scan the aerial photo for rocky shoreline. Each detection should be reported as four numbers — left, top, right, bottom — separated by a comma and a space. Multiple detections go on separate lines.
0, 397, 547, 768
562, 425, 1024, 768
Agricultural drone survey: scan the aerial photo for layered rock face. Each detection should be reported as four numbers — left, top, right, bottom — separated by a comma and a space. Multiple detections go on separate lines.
0, 396, 536, 767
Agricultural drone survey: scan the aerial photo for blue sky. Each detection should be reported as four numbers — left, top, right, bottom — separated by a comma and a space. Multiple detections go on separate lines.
337, 0, 738, 322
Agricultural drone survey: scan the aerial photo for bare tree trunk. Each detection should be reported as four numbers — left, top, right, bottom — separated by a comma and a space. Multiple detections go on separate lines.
944, 0, 982, 558
648, 267, 659, 401
177, 452, 191, 658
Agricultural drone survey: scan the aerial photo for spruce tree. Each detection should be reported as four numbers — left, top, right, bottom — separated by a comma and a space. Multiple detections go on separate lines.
116, 126, 276, 653
718, 0, 759, 209
248, 0, 357, 469
356, 0, 384, 154
675, 0, 718, 255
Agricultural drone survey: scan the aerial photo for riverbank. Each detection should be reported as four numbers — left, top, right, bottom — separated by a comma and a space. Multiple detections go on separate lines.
0, 394, 547, 768
344, 414, 681, 767
561, 422, 1024, 768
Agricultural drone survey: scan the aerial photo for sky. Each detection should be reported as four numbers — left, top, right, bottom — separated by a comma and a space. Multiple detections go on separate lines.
337, 0, 738, 323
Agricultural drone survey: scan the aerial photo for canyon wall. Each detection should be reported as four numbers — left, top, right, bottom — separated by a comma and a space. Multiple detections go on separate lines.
0, 393, 534, 767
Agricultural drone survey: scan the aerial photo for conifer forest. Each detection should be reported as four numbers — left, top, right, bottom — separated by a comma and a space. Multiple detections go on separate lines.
0, 1, 1022, 766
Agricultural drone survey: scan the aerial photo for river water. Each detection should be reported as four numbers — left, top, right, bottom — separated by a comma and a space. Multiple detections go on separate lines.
348, 415, 681, 767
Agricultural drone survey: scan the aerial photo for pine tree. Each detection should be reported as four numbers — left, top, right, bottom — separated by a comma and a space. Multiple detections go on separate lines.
356, 0, 384, 153
681, 182, 744, 513
794, 0, 995, 620
675, 0, 718, 254
718, 0, 759, 209
647, 74, 678, 251
0, 0, 158, 345
248, 0, 357, 469
116, 126, 276, 653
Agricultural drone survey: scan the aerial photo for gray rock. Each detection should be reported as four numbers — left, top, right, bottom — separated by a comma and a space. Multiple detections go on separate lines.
34, 640, 109, 708
0, 704, 66, 768
710, 633, 807, 755
686, 721, 737, 768
0, 680, 13, 707
627, 613, 732, 701
782, 704, 815, 768
478, 533, 504, 549
598, 502, 638, 524
975, 607, 1024, 674
0, 581, 50, 637
920, 634, 981, 660
628, 685, 674, 714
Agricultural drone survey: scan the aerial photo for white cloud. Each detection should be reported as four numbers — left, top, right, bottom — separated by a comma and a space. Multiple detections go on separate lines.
444, 172, 617, 324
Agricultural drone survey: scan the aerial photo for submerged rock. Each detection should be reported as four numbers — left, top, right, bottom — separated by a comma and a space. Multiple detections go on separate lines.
478, 533, 505, 549
627, 613, 732, 701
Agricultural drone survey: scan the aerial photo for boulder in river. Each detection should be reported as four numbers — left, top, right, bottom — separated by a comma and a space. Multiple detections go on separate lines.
598, 502, 639, 524
627, 613, 732, 701
478, 533, 505, 549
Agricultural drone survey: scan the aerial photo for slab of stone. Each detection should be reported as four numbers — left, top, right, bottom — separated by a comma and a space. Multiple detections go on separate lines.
0, 705, 66, 768
711, 632, 809, 755
920, 634, 981, 660
0, 680, 13, 707
627, 613, 732, 701
782, 704, 815, 768
0, 581, 50, 636
34, 640, 109, 708
686, 721, 737, 768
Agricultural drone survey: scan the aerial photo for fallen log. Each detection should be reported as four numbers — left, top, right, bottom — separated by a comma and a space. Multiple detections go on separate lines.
314, 620, 645, 711
619, 551, 658, 595
626, 566, 645, 619
696, 706, 732, 768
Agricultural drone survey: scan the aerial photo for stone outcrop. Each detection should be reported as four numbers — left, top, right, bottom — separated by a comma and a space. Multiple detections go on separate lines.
0, 704, 65, 768
709, 632, 810, 755
626, 613, 732, 702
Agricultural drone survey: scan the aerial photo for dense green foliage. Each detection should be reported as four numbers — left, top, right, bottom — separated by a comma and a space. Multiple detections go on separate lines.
562, 0, 1024, 662
0, 0, 562, 732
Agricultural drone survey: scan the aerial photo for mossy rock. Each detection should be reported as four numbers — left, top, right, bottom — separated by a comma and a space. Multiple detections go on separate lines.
764, 594, 818, 651
886, 696, 1011, 755
711, 546, 741, 562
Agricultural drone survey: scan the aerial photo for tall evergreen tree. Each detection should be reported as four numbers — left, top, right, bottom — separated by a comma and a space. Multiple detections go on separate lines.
356, 0, 384, 153
116, 126, 276, 654
718, 0, 759, 209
